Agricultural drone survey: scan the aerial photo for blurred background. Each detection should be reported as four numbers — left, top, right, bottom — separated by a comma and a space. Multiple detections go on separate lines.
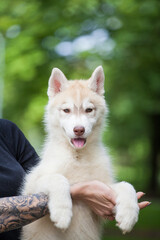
0, 0, 160, 239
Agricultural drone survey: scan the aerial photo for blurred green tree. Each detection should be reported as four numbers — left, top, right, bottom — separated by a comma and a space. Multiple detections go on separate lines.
107, 0, 160, 195
0, 0, 159, 195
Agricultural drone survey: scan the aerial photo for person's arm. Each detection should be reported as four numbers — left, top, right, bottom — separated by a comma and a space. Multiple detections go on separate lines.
0, 193, 49, 233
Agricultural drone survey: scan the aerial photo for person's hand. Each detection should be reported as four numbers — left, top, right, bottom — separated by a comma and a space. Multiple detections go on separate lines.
137, 191, 151, 209
70, 181, 150, 220
71, 180, 116, 220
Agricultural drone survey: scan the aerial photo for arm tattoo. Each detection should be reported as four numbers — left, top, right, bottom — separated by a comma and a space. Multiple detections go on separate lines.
0, 193, 49, 233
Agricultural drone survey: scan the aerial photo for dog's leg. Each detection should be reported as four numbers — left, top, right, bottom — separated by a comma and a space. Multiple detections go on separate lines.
112, 181, 139, 234
47, 174, 72, 230
23, 173, 72, 231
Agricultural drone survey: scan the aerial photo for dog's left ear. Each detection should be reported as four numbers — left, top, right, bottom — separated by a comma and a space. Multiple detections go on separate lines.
47, 68, 68, 98
88, 66, 105, 95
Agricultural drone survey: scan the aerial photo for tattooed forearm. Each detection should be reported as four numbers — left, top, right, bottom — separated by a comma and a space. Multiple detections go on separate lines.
0, 193, 49, 233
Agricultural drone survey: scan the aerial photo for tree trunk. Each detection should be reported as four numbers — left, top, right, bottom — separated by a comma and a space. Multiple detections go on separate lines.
149, 114, 160, 196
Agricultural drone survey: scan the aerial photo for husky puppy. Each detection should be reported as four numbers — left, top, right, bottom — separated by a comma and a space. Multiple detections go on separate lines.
21, 66, 139, 240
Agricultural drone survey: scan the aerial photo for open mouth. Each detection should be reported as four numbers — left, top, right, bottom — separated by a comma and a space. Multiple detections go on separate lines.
71, 138, 86, 149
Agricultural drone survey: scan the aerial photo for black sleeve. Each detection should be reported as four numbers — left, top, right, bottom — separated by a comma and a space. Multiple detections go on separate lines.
0, 119, 40, 239
0, 119, 39, 172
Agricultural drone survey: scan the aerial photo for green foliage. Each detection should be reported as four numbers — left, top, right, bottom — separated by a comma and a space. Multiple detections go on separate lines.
0, 0, 160, 194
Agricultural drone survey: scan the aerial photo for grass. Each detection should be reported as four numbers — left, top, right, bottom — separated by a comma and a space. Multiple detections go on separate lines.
102, 198, 160, 240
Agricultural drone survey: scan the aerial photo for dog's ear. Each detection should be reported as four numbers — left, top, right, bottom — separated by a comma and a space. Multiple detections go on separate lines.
88, 66, 105, 95
47, 68, 68, 98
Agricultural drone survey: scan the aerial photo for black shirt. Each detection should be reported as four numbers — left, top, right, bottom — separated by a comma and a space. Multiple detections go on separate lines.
0, 119, 39, 240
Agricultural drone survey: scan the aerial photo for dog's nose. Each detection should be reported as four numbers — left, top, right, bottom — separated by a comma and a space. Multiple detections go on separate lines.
74, 126, 85, 136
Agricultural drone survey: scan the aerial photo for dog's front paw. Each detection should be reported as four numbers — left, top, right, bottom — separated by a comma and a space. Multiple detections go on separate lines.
115, 202, 139, 234
50, 206, 73, 230
113, 181, 139, 234
48, 193, 72, 231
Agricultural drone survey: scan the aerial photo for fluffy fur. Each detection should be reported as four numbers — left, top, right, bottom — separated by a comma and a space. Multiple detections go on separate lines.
21, 66, 139, 240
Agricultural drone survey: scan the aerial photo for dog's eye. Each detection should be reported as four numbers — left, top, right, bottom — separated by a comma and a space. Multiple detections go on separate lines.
85, 108, 93, 113
63, 109, 70, 113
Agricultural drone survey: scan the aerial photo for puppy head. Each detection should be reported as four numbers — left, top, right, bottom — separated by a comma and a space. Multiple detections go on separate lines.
45, 66, 108, 149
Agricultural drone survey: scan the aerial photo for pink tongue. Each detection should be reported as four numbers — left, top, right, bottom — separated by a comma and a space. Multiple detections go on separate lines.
72, 138, 85, 148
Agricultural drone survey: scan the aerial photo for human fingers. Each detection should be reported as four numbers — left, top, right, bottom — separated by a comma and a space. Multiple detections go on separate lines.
102, 202, 115, 216
137, 192, 145, 199
107, 216, 115, 221
105, 189, 116, 206
136, 192, 151, 209
89, 200, 115, 217
138, 201, 151, 209
100, 209, 115, 220
105, 215, 115, 221
103, 185, 116, 205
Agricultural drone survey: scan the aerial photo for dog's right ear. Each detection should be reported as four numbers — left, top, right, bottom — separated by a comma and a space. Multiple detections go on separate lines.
47, 68, 68, 98
88, 66, 105, 95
